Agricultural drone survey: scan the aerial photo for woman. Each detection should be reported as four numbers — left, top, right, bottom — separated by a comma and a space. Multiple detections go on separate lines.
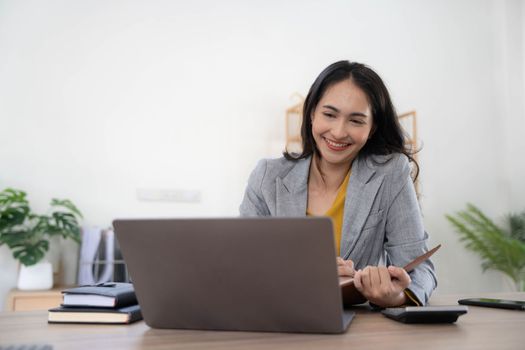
239, 61, 437, 307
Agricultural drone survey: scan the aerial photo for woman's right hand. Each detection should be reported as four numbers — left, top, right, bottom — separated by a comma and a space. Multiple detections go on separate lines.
336, 257, 356, 277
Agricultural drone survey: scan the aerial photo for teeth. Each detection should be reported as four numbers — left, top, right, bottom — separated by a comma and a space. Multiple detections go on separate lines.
326, 139, 349, 148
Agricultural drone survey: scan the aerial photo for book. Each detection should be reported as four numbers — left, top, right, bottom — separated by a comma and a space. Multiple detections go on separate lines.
62, 283, 137, 308
48, 304, 142, 324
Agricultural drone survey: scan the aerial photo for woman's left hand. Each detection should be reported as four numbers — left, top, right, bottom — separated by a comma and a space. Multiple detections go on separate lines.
353, 265, 411, 307
336, 257, 355, 277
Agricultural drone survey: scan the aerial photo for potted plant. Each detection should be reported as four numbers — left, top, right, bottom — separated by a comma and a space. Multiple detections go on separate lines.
446, 204, 525, 291
0, 188, 83, 290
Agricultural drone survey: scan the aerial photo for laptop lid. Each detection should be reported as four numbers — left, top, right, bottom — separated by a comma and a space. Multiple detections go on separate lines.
113, 217, 354, 333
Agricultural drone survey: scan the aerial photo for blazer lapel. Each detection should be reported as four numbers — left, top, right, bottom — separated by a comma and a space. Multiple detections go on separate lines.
340, 156, 385, 259
275, 157, 311, 216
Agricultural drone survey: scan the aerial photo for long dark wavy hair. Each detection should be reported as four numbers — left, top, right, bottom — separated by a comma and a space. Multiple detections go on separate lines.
283, 60, 419, 181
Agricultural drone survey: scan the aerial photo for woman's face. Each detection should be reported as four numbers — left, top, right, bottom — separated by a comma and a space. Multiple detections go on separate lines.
311, 78, 374, 168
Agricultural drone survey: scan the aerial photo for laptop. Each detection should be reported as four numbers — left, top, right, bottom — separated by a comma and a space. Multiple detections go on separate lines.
113, 217, 355, 333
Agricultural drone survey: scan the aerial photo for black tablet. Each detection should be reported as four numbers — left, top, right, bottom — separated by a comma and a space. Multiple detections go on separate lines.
458, 298, 525, 311
381, 306, 468, 323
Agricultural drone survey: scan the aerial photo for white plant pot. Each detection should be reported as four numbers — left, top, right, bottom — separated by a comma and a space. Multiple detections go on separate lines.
17, 260, 54, 290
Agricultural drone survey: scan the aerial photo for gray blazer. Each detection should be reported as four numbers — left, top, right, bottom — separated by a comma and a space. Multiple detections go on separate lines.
239, 153, 437, 305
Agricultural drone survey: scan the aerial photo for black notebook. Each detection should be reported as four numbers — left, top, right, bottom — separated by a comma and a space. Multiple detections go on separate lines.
48, 304, 142, 324
62, 283, 137, 308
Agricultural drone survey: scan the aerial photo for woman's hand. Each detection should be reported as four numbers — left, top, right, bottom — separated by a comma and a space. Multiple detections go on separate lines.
337, 258, 366, 305
336, 257, 355, 277
353, 266, 411, 307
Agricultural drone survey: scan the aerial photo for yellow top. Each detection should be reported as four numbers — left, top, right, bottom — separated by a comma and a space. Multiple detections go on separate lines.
306, 169, 421, 306
307, 170, 351, 255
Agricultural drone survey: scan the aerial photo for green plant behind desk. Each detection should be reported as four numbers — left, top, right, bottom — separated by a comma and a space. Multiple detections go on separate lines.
446, 204, 525, 291
0, 188, 83, 266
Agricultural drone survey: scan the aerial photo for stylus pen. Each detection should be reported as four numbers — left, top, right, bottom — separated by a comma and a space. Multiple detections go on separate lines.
339, 244, 441, 287
403, 244, 441, 273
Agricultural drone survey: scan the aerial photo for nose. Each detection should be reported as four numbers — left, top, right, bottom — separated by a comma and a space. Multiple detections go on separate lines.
331, 118, 348, 140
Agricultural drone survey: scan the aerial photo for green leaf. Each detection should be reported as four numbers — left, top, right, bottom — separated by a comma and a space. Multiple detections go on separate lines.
508, 212, 525, 242
50, 199, 83, 219
0, 206, 29, 231
12, 239, 49, 266
49, 212, 81, 243
0, 229, 33, 248
0, 188, 28, 206
0, 188, 30, 233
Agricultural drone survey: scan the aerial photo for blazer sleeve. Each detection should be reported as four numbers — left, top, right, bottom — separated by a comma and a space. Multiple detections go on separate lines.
384, 157, 438, 305
239, 159, 271, 217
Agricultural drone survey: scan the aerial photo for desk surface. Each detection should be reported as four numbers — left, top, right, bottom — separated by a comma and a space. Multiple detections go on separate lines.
1, 293, 523, 350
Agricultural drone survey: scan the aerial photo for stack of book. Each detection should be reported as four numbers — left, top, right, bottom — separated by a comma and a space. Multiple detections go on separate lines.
48, 282, 142, 324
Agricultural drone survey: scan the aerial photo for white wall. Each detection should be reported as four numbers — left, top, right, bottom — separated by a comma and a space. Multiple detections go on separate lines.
1, 0, 524, 309
500, 0, 525, 211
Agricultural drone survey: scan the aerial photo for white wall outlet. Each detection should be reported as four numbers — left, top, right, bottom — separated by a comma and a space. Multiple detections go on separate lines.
136, 188, 202, 203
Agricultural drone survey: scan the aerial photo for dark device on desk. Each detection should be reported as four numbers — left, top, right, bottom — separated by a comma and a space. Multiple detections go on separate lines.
113, 217, 355, 334
458, 298, 525, 310
382, 306, 468, 323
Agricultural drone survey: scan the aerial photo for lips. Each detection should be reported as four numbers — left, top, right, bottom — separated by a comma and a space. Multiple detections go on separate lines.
324, 137, 351, 151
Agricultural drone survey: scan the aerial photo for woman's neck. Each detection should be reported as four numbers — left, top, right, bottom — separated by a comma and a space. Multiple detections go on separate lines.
309, 154, 352, 193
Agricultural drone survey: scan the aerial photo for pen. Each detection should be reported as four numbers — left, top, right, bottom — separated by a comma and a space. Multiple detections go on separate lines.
339, 244, 441, 287
403, 244, 441, 273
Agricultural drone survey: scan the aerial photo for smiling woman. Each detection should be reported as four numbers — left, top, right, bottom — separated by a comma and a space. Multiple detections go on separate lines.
239, 61, 437, 308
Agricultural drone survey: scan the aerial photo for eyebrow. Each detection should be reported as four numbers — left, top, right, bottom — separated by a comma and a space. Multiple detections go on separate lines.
322, 105, 368, 118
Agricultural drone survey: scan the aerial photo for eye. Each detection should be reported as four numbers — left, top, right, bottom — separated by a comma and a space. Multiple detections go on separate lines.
350, 119, 366, 125
323, 113, 336, 118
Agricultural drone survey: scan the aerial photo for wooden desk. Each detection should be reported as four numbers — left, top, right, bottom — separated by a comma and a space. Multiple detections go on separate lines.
0, 293, 523, 350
